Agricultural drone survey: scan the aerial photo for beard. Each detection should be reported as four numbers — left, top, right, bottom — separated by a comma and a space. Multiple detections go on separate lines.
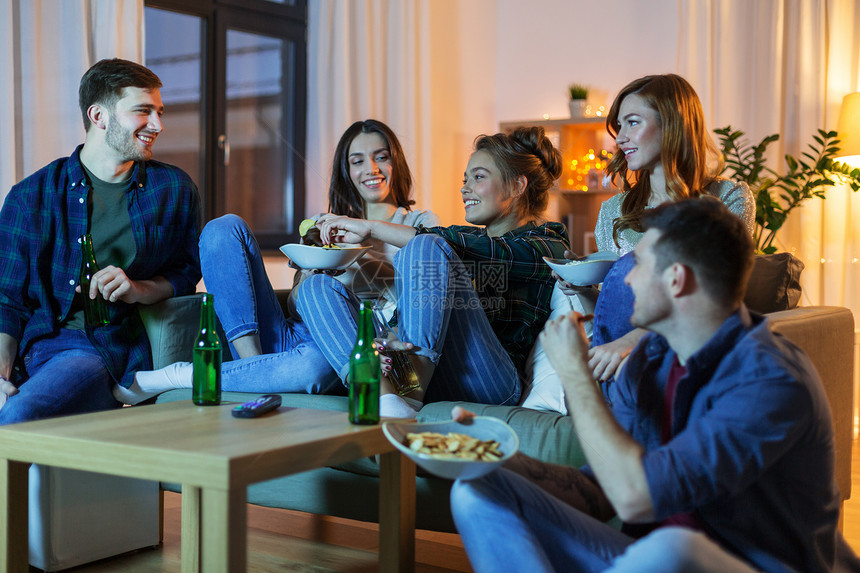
105, 118, 151, 162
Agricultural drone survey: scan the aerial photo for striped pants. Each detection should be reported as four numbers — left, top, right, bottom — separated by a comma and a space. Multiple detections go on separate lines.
294, 234, 520, 405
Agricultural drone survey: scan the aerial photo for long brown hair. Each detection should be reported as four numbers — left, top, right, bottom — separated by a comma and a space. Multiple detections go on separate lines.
473, 126, 563, 220
328, 119, 415, 218
605, 74, 722, 245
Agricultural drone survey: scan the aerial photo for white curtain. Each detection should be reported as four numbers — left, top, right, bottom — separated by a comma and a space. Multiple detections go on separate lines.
306, 0, 429, 218
678, 0, 860, 318
0, 0, 143, 205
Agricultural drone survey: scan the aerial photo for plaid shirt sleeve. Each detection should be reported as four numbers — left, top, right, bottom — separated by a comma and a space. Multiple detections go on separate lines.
0, 188, 34, 341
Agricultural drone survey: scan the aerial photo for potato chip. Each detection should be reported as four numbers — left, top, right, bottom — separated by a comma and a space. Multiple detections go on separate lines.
404, 431, 503, 461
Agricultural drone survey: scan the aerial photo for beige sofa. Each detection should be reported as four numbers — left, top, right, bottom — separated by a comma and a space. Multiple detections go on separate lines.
142, 297, 855, 532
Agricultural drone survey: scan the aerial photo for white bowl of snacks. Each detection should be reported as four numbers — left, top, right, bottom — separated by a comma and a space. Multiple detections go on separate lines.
279, 243, 370, 271
543, 250, 619, 286
382, 417, 518, 481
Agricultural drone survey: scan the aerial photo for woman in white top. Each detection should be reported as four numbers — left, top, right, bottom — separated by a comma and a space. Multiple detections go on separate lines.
554, 74, 754, 382
116, 119, 438, 403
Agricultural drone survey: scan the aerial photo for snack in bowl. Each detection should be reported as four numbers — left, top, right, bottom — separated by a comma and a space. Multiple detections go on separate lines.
543, 250, 619, 286
298, 218, 324, 247
383, 417, 518, 480
406, 431, 504, 461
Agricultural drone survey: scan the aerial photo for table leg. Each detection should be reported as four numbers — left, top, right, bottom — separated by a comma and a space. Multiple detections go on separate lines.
378, 450, 416, 573
201, 487, 247, 573
0, 459, 29, 573
181, 485, 201, 573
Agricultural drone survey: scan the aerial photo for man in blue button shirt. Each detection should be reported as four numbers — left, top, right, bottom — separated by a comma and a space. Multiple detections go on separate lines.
0, 58, 201, 423
451, 199, 857, 572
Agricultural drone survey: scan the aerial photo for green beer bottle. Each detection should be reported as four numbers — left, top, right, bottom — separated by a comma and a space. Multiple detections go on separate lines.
193, 293, 222, 405
349, 300, 380, 424
78, 234, 110, 327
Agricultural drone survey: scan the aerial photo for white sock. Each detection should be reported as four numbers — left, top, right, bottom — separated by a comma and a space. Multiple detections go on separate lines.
113, 362, 193, 405
380, 393, 422, 419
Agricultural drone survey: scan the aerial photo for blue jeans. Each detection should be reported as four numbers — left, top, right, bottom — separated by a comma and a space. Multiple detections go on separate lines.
0, 329, 119, 425
451, 469, 760, 573
199, 215, 340, 394
295, 234, 520, 405
592, 252, 635, 348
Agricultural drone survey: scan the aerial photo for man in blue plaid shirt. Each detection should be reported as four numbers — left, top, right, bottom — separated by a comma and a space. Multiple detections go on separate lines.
0, 59, 201, 423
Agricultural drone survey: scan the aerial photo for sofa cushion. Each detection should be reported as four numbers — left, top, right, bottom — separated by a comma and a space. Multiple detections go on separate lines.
520, 284, 596, 415
139, 294, 203, 369
743, 252, 804, 313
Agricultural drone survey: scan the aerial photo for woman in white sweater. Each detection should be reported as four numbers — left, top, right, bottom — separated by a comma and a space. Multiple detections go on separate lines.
554, 74, 754, 383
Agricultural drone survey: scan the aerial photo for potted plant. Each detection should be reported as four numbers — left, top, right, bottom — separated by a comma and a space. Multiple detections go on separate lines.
715, 126, 860, 254
568, 83, 589, 118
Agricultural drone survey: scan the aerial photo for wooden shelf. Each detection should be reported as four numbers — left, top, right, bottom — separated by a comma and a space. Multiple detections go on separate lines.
499, 117, 607, 129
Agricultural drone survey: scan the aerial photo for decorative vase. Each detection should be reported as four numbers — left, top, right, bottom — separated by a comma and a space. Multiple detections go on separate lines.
569, 99, 587, 119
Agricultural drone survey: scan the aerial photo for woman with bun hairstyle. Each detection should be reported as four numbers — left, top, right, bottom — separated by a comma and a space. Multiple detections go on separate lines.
295, 126, 569, 417
115, 119, 437, 403
554, 74, 754, 383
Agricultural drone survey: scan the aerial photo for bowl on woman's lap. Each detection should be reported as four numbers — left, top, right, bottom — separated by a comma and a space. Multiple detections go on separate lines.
543, 251, 619, 286
279, 243, 370, 270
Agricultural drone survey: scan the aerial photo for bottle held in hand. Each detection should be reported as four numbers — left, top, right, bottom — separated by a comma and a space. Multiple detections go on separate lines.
349, 300, 380, 424
372, 304, 420, 396
193, 293, 222, 405
78, 234, 110, 327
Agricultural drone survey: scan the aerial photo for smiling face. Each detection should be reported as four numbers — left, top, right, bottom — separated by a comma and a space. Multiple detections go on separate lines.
347, 132, 394, 206
615, 93, 663, 174
103, 86, 163, 162
461, 149, 521, 235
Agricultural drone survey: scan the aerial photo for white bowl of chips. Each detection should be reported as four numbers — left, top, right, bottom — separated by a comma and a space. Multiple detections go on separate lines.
543, 250, 619, 286
279, 243, 370, 270
382, 417, 519, 481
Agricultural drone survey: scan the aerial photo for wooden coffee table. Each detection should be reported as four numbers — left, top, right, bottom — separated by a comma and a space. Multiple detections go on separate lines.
0, 400, 416, 572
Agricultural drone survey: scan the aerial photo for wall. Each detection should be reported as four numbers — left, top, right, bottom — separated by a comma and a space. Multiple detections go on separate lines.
495, 0, 679, 123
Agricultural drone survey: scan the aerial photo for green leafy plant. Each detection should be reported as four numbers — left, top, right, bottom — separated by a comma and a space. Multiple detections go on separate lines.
715, 126, 860, 254
568, 83, 589, 100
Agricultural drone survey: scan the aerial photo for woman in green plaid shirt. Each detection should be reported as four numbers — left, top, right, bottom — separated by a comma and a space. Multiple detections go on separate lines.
295, 127, 569, 417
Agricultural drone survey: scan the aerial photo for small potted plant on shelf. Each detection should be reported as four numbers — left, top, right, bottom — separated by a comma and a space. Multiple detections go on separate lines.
568, 83, 589, 119
715, 126, 860, 254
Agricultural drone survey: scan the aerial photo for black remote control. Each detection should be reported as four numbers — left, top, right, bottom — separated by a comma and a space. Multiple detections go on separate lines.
232, 394, 282, 418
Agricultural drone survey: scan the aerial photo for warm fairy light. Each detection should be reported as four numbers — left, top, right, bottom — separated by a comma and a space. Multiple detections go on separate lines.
567, 149, 613, 191
584, 105, 607, 118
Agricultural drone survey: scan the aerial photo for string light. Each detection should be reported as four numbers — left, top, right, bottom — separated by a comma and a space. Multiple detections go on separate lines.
567, 149, 612, 191
584, 105, 607, 118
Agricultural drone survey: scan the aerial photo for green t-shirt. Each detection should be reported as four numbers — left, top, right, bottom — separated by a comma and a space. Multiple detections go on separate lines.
63, 166, 137, 329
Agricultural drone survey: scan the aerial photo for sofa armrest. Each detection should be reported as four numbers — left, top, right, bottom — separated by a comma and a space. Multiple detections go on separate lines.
766, 306, 855, 501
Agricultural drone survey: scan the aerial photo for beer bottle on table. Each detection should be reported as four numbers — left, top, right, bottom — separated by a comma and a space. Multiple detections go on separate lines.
349, 300, 380, 424
78, 234, 110, 327
193, 293, 222, 405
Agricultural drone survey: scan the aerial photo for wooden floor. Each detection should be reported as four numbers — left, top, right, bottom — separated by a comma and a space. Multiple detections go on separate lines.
59, 438, 860, 572
66, 490, 471, 572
